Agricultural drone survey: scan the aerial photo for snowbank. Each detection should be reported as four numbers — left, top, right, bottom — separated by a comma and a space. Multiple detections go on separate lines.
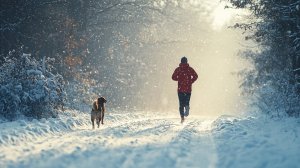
212, 115, 300, 168
0, 110, 89, 147
0, 111, 216, 168
1, 110, 300, 168
0, 110, 163, 147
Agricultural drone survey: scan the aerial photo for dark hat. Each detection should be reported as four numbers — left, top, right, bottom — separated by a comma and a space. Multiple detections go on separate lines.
181, 57, 188, 63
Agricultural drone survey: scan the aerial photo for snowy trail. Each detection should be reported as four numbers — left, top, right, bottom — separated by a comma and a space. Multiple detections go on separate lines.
3, 111, 299, 168
0, 112, 217, 168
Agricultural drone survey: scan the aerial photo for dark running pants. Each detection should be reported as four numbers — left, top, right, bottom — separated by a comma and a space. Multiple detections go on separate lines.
178, 92, 191, 117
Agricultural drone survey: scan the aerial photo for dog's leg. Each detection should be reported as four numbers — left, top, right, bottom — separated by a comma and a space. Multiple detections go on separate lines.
97, 118, 100, 128
96, 114, 100, 128
91, 117, 95, 129
98, 117, 101, 127
101, 111, 104, 125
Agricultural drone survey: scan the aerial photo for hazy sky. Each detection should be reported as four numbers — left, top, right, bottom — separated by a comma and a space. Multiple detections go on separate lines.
148, 0, 249, 116
94, 0, 250, 116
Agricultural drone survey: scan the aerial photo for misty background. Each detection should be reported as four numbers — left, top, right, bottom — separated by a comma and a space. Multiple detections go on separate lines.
2, 1, 300, 167
1, 0, 250, 118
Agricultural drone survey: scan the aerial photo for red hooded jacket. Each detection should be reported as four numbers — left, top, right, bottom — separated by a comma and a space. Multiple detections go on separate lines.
172, 63, 198, 93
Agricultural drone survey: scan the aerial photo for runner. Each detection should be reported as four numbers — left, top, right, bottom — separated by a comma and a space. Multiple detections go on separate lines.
172, 57, 198, 123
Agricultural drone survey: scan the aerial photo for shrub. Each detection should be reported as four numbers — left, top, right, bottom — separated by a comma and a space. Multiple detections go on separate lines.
0, 50, 65, 120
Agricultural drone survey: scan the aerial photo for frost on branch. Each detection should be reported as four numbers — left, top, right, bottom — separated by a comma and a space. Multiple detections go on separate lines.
0, 50, 65, 120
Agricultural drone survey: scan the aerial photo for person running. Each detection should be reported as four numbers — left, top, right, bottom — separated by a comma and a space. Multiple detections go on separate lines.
172, 57, 198, 123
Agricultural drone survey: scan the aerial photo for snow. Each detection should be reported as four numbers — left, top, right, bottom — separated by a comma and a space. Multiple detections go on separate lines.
26, 69, 43, 76
0, 111, 299, 168
212, 115, 300, 168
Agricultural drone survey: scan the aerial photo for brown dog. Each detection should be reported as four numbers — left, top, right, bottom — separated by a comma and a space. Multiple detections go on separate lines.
91, 97, 107, 129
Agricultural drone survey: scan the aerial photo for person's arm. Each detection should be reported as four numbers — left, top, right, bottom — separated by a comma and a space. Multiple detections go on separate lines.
172, 68, 179, 81
191, 68, 198, 83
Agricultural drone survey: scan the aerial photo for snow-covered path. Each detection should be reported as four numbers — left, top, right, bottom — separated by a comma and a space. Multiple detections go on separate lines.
0, 112, 217, 168
1, 111, 300, 168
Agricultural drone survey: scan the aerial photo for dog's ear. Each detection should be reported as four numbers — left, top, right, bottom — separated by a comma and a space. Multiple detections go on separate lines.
101, 97, 107, 103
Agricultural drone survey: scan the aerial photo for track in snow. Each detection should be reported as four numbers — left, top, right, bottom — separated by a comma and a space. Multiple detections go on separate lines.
1, 113, 217, 168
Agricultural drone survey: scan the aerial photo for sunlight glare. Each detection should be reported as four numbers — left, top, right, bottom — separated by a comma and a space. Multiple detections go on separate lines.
212, 2, 233, 30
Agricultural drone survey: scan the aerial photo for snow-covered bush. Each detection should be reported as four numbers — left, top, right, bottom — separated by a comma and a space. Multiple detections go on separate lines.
251, 73, 300, 118
0, 50, 65, 120
240, 50, 300, 117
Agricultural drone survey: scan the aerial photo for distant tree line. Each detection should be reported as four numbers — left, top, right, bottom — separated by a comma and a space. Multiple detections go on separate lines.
1, 0, 201, 115
0, 0, 88, 75
228, 0, 300, 117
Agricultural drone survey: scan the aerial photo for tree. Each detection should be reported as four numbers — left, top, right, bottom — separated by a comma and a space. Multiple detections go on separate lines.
228, 0, 300, 116
1, 0, 209, 111
0, 0, 89, 75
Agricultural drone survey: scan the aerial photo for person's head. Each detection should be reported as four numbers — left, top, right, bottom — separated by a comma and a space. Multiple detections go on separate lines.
181, 57, 188, 64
